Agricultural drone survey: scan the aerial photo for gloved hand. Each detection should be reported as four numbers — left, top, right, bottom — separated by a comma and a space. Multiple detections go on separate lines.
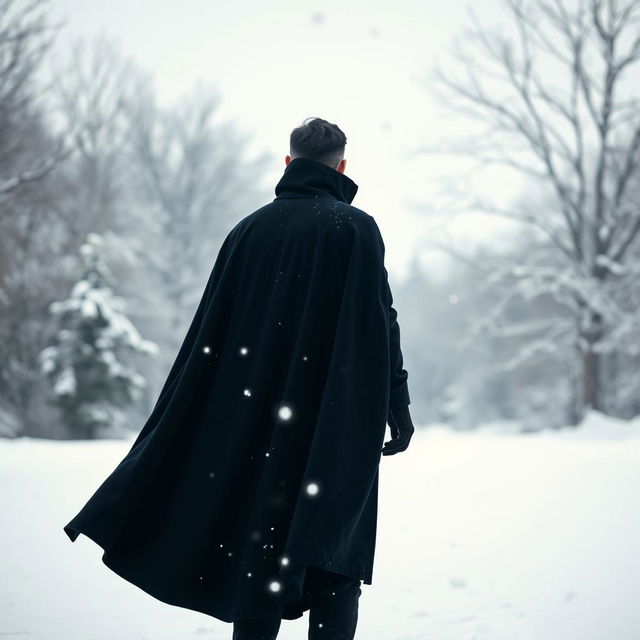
381, 405, 414, 456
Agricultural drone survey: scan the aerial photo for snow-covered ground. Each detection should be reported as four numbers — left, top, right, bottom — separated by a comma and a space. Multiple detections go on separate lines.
2, 410, 640, 639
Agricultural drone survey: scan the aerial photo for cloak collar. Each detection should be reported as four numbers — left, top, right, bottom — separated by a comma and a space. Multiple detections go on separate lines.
274, 157, 359, 204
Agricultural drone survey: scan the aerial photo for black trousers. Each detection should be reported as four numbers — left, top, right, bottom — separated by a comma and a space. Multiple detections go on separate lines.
232, 567, 362, 640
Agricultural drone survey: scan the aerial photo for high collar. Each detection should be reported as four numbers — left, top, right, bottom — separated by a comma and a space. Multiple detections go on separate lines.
274, 157, 358, 204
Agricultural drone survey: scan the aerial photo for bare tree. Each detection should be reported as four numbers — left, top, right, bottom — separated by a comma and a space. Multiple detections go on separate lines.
428, 0, 640, 421
50, 35, 145, 239
126, 82, 272, 341
0, 0, 69, 198
0, 0, 72, 434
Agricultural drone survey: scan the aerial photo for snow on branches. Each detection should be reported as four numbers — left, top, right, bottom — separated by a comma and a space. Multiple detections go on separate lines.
39, 232, 158, 437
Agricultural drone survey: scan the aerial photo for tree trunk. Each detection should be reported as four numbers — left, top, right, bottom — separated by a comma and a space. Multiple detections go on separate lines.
566, 347, 584, 427
583, 347, 600, 411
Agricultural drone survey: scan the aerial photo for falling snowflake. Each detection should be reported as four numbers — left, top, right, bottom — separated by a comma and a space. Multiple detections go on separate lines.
302, 355, 308, 361
279, 555, 290, 566
267, 579, 283, 593
239, 346, 249, 356
277, 404, 293, 421
305, 481, 321, 497
265, 452, 270, 457
203, 346, 211, 354
243, 388, 252, 397
247, 572, 253, 577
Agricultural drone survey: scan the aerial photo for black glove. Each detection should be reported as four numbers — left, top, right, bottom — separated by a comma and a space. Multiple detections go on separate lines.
381, 405, 414, 456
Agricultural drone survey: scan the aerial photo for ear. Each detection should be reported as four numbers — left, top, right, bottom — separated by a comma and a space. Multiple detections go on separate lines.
285, 154, 292, 166
337, 158, 347, 173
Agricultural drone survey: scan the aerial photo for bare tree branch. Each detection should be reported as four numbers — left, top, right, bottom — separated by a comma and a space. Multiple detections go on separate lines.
428, 0, 640, 414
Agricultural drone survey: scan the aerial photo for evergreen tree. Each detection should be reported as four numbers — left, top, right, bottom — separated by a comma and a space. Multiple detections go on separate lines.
39, 233, 158, 438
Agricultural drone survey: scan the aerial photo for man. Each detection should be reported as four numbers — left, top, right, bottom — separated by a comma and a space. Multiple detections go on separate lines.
63, 117, 415, 640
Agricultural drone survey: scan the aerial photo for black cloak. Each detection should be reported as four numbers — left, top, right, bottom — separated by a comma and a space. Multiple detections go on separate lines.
63, 157, 410, 623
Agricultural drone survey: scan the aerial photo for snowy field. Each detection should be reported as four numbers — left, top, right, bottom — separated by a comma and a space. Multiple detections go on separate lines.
2, 411, 640, 640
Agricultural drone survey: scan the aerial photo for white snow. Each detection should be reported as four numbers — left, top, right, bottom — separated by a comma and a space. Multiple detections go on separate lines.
38, 345, 59, 376
595, 253, 626, 276
53, 366, 77, 397
2, 410, 640, 639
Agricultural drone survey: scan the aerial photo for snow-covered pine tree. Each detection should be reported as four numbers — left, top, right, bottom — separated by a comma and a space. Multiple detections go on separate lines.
39, 232, 158, 438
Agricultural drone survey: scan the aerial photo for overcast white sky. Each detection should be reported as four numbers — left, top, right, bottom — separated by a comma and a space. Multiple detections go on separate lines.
49, 0, 519, 279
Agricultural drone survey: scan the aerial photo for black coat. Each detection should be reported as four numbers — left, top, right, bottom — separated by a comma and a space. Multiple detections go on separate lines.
63, 157, 411, 623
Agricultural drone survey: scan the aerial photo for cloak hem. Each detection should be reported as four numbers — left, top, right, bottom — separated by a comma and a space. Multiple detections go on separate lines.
63, 524, 370, 623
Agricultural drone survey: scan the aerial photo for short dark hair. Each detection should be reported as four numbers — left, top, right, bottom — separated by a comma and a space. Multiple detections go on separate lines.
289, 117, 347, 169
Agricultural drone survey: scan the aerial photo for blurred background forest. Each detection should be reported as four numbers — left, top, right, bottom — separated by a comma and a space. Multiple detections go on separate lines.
2, 0, 640, 439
